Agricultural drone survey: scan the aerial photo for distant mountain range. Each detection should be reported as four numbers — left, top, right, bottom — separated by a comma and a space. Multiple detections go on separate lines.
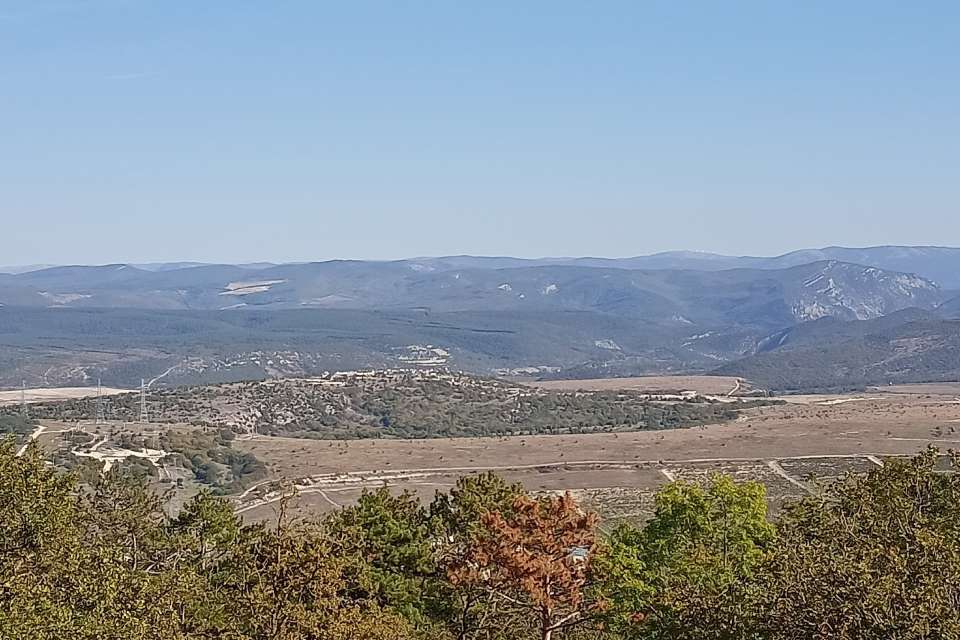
0, 254, 950, 320
7, 244, 960, 286
0, 245, 958, 391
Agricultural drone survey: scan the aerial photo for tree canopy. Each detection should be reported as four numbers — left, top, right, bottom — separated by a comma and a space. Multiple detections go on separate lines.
2, 440, 959, 639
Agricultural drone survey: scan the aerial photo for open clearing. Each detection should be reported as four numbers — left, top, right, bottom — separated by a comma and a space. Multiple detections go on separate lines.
528, 375, 744, 395
230, 384, 960, 522
0, 386, 130, 406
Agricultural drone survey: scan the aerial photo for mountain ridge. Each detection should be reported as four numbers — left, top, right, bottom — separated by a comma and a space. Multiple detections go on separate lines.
1, 245, 959, 392
0, 259, 946, 323
6, 244, 959, 286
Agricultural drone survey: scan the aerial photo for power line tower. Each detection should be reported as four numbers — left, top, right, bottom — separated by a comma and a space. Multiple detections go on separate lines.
139, 378, 148, 423
95, 378, 105, 425
20, 380, 27, 417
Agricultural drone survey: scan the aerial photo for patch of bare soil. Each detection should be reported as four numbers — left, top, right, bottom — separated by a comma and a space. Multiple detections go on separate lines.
0, 386, 130, 406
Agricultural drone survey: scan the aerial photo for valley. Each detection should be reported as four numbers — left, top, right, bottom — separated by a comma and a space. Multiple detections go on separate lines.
4, 247, 960, 518
10, 374, 960, 526
2, 248, 959, 393
228, 381, 960, 522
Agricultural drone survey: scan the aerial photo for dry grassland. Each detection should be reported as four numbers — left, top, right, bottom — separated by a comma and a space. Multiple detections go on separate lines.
528, 375, 744, 395
231, 384, 960, 521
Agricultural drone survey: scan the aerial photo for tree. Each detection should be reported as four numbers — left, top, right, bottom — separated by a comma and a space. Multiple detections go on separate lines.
323, 487, 437, 622
760, 448, 960, 639
0, 442, 202, 639
0, 441, 423, 640
431, 473, 527, 640
448, 493, 602, 640
210, 513, 419, 640
598, 475, 773, 640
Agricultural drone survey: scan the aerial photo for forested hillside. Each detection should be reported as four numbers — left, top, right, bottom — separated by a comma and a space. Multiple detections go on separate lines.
2, 442, 958, 639
11, 371, 771, 439
717, 311, 960, 391
0, 254, 954, 393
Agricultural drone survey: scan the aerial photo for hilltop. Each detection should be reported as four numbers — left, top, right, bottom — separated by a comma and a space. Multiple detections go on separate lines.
13, 370, 773, 440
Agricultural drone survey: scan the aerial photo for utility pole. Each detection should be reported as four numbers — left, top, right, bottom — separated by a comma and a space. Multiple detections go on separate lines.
140, 378, 148, 423
20, 380, 26, 417
95, 378, 105, 425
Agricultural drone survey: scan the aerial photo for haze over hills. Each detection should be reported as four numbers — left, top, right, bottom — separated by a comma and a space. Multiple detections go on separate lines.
0, 245, 958, 392
7, 245, 960, 286
0, 254, 949, 318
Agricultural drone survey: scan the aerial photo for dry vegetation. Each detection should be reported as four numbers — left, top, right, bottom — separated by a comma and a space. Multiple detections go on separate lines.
15, 375, 960, 525
13, 371, 771, 439
231, 383, 960, 521
528, 375, 746, 395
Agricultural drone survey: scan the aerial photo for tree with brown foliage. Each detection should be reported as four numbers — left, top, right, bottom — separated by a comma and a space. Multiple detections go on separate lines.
431, 473, 527, 640
448, 493, 602, 640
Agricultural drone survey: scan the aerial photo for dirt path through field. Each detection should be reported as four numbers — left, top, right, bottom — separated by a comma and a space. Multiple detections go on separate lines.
237, 396, 960, 479
233, 392, 960, 520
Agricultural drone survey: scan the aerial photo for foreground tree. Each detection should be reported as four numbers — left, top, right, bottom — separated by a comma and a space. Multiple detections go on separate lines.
9, 433, 960, 640
761, 448, 960, 639
0, 443, 201, 639
211, 513, 417, 640
599, 475, 773, 639
448, 493, 602, 640
0, 442, 425, 640
323, 487, 437, 623
431, 473, 527, 640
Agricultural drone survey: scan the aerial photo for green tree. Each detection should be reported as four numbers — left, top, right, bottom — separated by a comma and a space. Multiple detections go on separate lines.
599, 475, 774, 639
324, 487, 437, 623
0, 443, 198, 639
431, 473, 527, 640
210, 512, 420, 640
761, 448, 960, 639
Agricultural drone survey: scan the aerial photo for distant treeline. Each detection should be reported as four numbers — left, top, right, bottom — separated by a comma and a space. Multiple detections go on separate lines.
2, 441, 958, 639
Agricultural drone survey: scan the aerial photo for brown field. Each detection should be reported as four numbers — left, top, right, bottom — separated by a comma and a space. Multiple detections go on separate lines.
0, 386, 130, 406
230, 385, 960, 522
24, 381, 960, 523
528, 375, 743, 395
871, 382, 960, 397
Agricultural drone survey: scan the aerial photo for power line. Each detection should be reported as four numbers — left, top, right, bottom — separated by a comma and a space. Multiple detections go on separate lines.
140, 378, 148, 423
95, 378, 105, 424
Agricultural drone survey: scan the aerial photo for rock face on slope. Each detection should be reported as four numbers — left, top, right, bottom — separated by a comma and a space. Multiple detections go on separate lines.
783, 261, 941, 322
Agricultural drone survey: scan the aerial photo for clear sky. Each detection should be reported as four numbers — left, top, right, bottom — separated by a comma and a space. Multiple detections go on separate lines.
2, 1, 958, 265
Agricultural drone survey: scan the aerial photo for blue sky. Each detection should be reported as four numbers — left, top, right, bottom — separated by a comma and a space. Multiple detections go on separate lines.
2, 1, 958, 264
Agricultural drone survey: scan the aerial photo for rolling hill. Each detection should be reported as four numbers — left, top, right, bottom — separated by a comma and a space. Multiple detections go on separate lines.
0, 259, 945, 323
1, 246, 958, 391
715, 310, 960, 391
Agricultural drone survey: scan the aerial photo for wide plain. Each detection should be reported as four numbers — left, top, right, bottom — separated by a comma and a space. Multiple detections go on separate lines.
230, 380, 960, 522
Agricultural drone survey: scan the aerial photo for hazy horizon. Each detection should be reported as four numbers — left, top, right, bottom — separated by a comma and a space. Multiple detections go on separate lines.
4, 243, 960, 272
